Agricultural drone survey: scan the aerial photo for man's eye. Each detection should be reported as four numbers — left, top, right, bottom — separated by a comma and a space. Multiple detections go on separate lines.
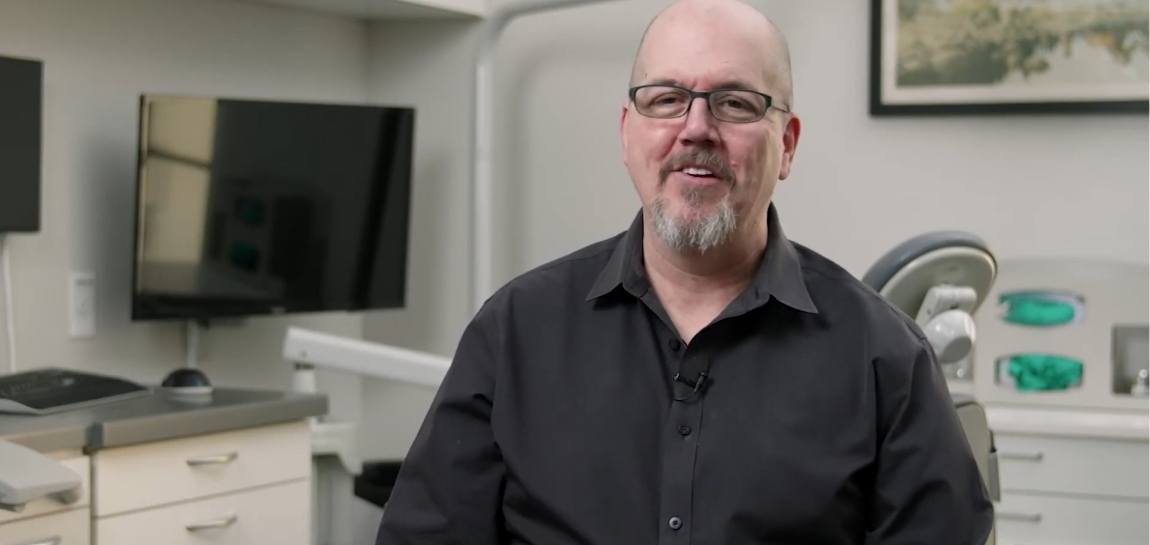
718, 97, 751, 110
652, 93, 687, 106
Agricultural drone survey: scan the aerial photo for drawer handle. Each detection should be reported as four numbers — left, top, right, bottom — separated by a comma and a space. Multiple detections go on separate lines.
996, 511, 1042, 523
185, 514, 238, 532
186, 452, 239, 466
999, 450, 1044, 462
16, 537, 61, 545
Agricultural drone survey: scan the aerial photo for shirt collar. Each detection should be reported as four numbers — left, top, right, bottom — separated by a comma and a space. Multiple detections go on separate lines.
585, 203, 819, 314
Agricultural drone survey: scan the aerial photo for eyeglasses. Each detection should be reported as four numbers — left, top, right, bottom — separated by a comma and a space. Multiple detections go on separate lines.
628, 84, 789, 123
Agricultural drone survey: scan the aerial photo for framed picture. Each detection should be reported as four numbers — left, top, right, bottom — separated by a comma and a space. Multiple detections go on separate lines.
870, 0, 1150, 115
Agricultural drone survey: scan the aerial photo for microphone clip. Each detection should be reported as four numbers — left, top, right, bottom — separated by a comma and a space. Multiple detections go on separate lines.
672, 370, 710, 402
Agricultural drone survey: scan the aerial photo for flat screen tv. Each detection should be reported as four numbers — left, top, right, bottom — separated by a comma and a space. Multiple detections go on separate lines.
0, 55, 42, 232
132, 95, 414, 321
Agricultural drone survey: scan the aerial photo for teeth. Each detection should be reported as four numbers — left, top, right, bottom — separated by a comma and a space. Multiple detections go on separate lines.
682, 167, 714, 176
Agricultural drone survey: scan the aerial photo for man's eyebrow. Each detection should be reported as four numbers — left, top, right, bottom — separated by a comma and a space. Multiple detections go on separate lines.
634, 78, 764, 92
638, 78, 685, 87
710, 80, 763, 91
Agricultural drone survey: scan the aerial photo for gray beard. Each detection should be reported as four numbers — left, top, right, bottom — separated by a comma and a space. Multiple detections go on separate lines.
650, 191, 737, 253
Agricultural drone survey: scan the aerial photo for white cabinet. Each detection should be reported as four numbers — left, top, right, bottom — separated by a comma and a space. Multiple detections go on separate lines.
92, 421, 311, 545
993, 428, 1149, 545
995, 492, 1148, 545
93, 421, 309, 516
995, 434, 1147, 499
0, 452, 90, 545
973, 259, 1149, 412
969, 260, 1150, 544
0, 508, 89, 545
96, 480, 309, 545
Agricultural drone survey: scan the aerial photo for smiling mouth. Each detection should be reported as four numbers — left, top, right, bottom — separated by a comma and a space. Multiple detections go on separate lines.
659, 149, 734, 186
681, 166, 715, 177
670, 165, 728, 187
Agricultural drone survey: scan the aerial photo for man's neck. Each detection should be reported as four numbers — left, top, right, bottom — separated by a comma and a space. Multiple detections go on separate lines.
642, 216, 768, 343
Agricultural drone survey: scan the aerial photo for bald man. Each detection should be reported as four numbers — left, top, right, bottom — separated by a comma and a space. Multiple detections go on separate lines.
376, 1, 993, 544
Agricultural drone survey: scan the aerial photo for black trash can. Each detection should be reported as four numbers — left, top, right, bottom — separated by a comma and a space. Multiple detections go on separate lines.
355, 460, 404, 508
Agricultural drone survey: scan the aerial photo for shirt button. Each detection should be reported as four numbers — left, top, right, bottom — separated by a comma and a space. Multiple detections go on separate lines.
668, 516, 683, 531
669, 339, 682, 352
677, 425, 692, 436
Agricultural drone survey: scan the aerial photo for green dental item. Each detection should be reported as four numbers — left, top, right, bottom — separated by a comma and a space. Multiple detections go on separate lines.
1000, 292, 1080, 326
1006, 354, 1084, 391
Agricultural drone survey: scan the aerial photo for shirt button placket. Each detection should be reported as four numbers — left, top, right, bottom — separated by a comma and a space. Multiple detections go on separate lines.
659, 342, 705, 545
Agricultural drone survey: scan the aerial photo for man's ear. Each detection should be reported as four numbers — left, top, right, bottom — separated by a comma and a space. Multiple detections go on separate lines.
777, 114, 801, 180
620, 103, 631, 164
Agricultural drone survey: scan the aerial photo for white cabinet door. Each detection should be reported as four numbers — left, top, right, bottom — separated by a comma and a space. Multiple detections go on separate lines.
996, 433, 1148, 499
996, 493, 1149, 545
96, 479, 309, 545
0, 508, 89, 545
94, 421, 309, 516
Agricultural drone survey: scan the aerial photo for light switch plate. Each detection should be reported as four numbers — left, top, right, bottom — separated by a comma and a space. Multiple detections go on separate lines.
69, 272, 95, 338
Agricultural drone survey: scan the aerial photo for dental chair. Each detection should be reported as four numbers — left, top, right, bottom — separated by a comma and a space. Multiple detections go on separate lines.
862, 231, 1001, 545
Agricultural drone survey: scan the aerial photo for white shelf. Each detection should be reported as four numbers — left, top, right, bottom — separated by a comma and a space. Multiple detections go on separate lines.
239, 0, 485, 20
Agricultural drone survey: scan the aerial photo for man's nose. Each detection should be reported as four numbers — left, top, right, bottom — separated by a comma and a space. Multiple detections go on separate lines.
679, 96, 720, 144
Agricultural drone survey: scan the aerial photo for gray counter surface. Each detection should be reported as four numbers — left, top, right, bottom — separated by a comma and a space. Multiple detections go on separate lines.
0, 388, 327, 452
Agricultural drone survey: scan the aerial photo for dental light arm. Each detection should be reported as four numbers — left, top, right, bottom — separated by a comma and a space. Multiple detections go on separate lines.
284, 327, 449, 390
283, 327, 451, 475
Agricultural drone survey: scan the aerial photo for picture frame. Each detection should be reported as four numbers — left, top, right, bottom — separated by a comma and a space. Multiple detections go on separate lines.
869, 0, 1150, 115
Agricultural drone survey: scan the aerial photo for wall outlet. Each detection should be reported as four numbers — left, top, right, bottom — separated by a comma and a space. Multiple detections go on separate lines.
69, 272, 95, 338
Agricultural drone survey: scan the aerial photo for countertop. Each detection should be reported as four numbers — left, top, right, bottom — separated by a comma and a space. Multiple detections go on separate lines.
0, 388, 327, 452
987, 404, 1149, 440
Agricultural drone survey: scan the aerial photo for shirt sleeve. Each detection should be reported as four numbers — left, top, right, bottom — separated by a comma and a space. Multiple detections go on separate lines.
375, 314, 506, 545
867, 338, 994, 545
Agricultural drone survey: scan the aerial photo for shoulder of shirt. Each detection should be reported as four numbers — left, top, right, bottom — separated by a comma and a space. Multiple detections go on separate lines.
789, 240, 931, 351
472, 232, 624, 321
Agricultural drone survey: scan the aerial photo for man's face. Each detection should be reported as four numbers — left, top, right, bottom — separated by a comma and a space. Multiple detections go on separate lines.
621, 8, 798, 251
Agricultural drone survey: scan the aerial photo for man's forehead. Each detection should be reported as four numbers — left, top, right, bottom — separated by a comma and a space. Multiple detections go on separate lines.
634, 3, 776, 89
636, 73, 768, 92
635, 40, 772, 90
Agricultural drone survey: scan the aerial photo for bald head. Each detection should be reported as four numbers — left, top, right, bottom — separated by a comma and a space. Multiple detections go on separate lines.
629, 0, 794, 109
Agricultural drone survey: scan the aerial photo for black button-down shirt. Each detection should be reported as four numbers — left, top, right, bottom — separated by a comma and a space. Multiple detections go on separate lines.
377, 205, 993, 545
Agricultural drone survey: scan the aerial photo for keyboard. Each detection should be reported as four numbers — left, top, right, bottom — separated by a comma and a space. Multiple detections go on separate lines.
0, 368, 150, 415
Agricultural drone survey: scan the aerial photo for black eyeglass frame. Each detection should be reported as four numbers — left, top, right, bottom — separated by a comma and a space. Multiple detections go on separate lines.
628, 84, 791, 123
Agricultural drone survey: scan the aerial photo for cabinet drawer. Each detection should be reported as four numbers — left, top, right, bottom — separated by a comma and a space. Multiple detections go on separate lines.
93, 421, 309, 516
0, 507, 89, 545
996, 433, 1147, 499
96, 479, 309, 545
0, 453, 90, 525
996, 492, 1148, 545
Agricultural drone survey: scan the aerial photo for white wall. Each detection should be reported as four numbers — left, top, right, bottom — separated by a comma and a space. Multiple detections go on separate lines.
772, 1, 1149, 272
491, 0, 1149, 283
360, 19, 480, 460
0, 0, 372, 393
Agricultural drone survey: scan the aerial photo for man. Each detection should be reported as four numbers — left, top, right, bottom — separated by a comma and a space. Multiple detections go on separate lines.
377, 0, 993, 543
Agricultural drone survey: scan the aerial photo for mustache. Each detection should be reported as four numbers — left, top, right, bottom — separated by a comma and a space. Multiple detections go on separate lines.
659, 149, 735, 186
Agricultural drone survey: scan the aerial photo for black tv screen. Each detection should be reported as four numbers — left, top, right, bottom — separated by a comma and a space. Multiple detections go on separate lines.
0, 55, 42, 232
132, 95, 414, 321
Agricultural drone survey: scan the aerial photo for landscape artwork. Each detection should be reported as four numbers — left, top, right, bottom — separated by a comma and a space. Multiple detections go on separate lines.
871, 0, 1150, 114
